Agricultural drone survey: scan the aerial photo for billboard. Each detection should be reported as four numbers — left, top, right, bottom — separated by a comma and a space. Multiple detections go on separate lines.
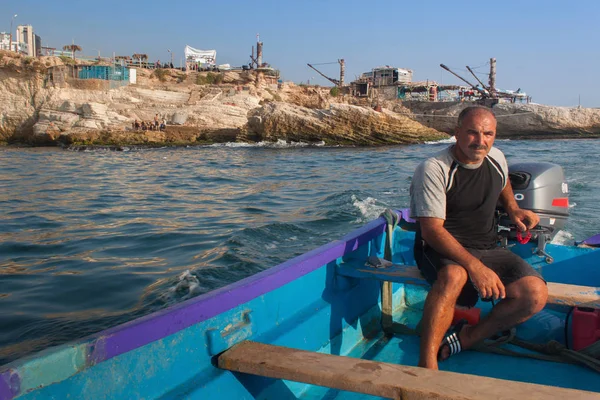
184, 45, 216, 65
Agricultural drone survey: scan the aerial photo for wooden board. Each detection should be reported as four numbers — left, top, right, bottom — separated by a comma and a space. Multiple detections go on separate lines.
337, 263, 600, 309
218, 341, 599, 400
547, 282, 600, 309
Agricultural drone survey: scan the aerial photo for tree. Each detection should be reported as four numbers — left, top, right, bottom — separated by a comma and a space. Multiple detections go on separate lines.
63, 44, 82, 59
132, 53, 148, 67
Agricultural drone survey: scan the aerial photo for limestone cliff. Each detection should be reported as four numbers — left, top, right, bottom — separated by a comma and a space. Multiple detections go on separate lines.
245, 102, 445, 145
21, 51, 600, 146
401, 101, 600, 138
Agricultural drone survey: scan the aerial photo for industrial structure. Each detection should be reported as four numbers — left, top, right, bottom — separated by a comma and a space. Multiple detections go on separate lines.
350, 66, 413, 97
347, 58, 530, 104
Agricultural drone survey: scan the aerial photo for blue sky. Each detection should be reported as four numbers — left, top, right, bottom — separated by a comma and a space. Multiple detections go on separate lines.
7, 0, 600, 107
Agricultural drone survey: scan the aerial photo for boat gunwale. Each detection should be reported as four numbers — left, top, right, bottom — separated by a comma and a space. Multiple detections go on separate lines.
0, 212, 393, 399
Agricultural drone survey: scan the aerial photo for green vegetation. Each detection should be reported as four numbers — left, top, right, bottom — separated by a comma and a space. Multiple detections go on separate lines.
153, 68, 170, 82
23, 57, 33, 65
196, 72, 224, 85
329, 86, 339, 97
59, 55, 75, 65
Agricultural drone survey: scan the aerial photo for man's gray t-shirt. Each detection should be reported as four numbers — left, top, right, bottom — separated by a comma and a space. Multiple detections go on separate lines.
410, 145, 509, 249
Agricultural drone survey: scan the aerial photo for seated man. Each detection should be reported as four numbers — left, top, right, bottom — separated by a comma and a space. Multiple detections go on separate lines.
409, 105, 547, 370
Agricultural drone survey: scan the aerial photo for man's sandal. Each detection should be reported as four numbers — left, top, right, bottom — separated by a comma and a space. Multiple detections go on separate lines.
437, 319, 468, 361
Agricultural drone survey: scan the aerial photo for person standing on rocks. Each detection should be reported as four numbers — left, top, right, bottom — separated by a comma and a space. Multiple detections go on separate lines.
154, 114, 159, 130
409, 105, 547, 370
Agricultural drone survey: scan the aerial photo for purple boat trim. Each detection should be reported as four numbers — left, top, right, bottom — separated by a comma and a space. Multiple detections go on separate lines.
84, 215, 389, 364
399, 207, 416, 223
582, 233, 600, 247
0, 370, 18, 400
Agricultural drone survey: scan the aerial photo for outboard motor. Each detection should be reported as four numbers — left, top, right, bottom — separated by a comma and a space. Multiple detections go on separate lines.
497, 162, 569, 263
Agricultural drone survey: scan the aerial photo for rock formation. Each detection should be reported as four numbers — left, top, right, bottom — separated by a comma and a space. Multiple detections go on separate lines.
401, 101, 600, 138
246, 102, 445, 145
4, 51, 599, 147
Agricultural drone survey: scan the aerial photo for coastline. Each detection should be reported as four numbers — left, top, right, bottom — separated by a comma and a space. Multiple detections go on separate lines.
2, 51, 600, 148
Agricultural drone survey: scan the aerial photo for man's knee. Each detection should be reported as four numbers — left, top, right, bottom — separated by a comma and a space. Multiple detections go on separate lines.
515, 277, 548, 315
435, 265, 468, 293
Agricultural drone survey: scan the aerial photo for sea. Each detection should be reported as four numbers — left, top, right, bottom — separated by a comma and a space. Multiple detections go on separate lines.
1, 138, 599, 365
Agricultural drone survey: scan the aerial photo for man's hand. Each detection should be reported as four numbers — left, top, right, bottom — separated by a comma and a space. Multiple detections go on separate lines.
508, 208, 540, 232
468, 262, 506, 300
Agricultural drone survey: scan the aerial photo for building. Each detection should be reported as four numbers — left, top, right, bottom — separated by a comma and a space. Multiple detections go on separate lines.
16, 25, 41, 57
351, 66, 414, 98
0, 32, 10, 51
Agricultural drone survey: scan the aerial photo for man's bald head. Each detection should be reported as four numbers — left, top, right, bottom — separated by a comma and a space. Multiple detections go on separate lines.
457, 106, 496, 128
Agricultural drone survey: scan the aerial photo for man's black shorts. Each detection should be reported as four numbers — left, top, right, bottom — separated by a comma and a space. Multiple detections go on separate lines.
414, 241, 545, 308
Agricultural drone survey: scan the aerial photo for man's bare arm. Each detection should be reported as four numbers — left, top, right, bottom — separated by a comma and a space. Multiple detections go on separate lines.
419, 217, 506, 300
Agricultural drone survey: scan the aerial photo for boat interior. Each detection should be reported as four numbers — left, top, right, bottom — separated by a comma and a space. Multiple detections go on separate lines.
216, 225, 600, 399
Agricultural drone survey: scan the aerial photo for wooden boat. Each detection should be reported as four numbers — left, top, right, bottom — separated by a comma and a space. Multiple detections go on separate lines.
2, 163, 600, 399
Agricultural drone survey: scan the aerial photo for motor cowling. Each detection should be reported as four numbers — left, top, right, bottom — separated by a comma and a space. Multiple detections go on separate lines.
497, 162, 569, 258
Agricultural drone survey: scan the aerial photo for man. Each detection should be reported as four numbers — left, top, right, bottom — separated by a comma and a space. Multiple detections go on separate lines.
410, 106, 547, 370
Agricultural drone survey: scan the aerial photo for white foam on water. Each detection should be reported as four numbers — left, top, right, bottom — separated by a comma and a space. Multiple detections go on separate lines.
210, 140, 326, 148
352, 195, 386, 222
265, 242, 278, 250
425, 136, 456, 145
167, 269, 203, 301
551, 230, 574, 245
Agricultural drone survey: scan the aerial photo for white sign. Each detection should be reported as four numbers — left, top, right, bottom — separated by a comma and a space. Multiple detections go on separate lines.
184, 45, 216, 65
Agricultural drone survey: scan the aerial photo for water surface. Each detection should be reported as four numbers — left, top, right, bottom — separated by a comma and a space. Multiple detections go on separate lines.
1, 139, 598, 365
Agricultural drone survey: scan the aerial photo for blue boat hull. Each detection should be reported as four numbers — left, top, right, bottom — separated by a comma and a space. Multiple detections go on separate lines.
1, 211, 599, 399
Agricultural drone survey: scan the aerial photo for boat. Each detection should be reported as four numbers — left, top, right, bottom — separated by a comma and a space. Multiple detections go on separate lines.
1, 162, 600, 399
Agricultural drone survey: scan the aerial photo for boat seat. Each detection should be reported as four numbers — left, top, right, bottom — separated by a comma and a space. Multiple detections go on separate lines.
337, 262, 600, 309
217, 340, 596, 400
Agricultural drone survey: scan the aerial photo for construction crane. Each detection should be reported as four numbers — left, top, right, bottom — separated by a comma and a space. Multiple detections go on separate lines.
440, 64, 489, 98
307, 59, 345, 87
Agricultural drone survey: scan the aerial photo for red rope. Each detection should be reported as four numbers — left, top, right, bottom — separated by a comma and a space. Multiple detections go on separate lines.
516, 230, 532, 244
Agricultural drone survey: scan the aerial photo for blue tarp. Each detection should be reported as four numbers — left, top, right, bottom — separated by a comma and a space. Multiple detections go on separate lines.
78, 66, 129, 81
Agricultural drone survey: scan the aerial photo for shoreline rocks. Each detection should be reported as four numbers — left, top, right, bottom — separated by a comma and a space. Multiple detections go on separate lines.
401, 101, 600, 138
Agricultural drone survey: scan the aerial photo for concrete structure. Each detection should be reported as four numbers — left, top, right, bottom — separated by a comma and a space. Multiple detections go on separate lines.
350, 66, 413, 99
16, 25, 41, 57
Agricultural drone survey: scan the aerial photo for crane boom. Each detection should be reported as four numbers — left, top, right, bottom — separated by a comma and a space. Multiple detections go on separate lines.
466, 66, 488, 90
307, 63, 340, 86
440, 64, 488, 97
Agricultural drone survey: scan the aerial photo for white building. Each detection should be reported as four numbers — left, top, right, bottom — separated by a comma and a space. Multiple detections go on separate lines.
0, 32, 10, 51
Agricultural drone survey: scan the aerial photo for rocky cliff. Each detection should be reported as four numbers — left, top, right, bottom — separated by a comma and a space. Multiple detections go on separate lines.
401, 101, 600, 138
0, 51, 448, 147
246, 102, 443, 145
4, 51, 599, 147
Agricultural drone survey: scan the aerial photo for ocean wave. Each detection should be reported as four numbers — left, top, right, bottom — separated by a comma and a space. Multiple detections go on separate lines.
209, 139, 326, 148
425, 137, 456, 145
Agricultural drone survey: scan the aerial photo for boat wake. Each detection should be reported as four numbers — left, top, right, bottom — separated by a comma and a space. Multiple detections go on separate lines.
551, 230, 574, 245
351, 195, 388, 223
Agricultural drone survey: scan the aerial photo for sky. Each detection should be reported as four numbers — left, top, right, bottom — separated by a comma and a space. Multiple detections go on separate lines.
5, 0, 600, 107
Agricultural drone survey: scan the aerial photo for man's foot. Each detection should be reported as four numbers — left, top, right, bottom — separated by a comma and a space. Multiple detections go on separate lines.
437, 320, 472, 361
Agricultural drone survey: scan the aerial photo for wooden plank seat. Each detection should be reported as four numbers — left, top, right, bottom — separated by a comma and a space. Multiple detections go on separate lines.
218, 340, 597, 400
337, 263, 600, 309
